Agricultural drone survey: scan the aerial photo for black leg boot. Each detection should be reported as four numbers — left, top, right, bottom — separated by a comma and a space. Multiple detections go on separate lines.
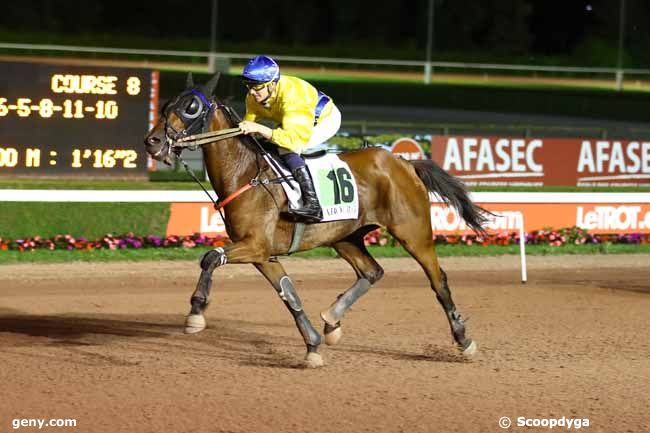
291, 166, 323, 223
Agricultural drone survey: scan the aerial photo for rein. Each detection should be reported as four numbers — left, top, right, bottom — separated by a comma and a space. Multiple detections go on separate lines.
171, 127, 244, 150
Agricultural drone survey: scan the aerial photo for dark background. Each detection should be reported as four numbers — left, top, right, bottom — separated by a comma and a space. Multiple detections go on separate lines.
1, 1, 649, 130
1, 0, 649, 67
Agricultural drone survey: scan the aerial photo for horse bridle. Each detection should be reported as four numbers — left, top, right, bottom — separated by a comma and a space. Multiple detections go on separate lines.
164, 88, 216, 142
158, 87, 293, 212
158, 88, 248, 158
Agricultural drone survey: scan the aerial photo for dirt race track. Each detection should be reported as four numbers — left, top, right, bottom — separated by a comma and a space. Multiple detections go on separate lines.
0, 254, 649, 433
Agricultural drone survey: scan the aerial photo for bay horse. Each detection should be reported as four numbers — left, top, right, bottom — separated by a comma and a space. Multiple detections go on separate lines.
144, 73, 490, 368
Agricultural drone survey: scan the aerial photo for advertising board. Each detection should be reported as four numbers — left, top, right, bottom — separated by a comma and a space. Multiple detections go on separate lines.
430, 135, 650, 187
166, 196, 650, 236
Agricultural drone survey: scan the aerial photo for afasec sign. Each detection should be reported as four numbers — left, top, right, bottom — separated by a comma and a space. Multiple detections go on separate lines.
576, 140, 650, 186
390, 138, 425, 160
430, 135, 650, 187
433, 136, 544, 186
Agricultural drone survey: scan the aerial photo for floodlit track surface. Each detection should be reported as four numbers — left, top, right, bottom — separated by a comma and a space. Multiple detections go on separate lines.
0, 255, 648, 433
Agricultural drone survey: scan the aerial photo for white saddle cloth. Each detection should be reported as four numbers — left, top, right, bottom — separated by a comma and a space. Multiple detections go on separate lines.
264, 153, 359, 222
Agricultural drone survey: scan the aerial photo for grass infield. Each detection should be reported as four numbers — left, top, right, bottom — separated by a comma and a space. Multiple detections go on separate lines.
0, 202, 171, 239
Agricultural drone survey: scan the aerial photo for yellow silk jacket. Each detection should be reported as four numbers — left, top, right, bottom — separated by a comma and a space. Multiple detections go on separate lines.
243, 75, 334, 152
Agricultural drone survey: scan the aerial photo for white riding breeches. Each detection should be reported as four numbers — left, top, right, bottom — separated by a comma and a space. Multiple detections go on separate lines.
306, 104, 342, 149
277, 104, 342, 156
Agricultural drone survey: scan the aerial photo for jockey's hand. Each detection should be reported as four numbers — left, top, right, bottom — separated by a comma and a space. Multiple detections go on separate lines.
238, 121, 257, 135
238, 121, 272, 139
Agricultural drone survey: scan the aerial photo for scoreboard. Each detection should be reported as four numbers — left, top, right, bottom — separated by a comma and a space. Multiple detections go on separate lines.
0, 61, 159, 178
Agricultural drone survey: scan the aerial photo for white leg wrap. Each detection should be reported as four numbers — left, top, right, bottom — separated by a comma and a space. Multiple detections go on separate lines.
324, 325, 342, 346
184, 314, 206, 334
304, 351, 324, 368
462, 340, 478, 357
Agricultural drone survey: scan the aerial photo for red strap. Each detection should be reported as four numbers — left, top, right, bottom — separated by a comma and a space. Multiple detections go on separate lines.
214, 183, 253, 210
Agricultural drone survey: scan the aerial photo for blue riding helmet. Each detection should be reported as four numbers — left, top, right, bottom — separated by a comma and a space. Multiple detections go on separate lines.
242, 55, 280, 84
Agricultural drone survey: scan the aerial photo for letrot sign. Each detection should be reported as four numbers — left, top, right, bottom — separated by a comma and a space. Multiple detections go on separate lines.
165, 195, 650, 236
430, 135, 650, 187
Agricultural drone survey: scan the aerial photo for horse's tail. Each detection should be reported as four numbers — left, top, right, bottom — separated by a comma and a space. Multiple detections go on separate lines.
410, 159, 491, 236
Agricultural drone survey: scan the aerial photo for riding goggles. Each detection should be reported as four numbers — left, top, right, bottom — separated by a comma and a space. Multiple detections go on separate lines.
243, 80, 272, 91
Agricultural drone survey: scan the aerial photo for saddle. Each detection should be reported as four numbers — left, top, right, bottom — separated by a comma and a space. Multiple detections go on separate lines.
303, 149, 327, 159
259, 149, 359, 223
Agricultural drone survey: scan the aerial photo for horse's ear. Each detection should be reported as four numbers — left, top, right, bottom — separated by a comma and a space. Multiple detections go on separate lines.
205, 72, 221, 95
186, 72, 194, 88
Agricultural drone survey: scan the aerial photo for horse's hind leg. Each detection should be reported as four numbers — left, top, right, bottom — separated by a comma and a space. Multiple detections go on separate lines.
388, 222, 477, 357
322, 229, 384, 345
255, 259, 324, 368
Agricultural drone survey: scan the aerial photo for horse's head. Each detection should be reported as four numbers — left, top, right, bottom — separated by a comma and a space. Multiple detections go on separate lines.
144, 72, 222, 163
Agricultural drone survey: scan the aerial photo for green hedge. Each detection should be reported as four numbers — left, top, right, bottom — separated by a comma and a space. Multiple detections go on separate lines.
0, 203, 170, 239
160, 72, 650, 123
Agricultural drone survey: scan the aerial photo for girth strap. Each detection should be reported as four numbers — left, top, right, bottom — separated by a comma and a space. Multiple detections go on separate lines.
288, 222, 306, 254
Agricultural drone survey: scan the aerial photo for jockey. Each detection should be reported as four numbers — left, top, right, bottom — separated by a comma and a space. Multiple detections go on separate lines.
238, 55, 342, 223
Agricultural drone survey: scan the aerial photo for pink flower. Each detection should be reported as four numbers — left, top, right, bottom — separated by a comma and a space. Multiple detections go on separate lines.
182, 239, 196, 248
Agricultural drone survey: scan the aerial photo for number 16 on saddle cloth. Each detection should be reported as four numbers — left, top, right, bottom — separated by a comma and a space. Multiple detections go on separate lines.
277, 153, 359, 222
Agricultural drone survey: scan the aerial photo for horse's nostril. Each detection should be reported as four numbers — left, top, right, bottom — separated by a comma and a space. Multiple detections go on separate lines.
147, 136, 161, 146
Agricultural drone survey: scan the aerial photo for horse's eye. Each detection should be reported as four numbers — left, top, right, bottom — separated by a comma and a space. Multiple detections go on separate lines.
183, 97, 202, 118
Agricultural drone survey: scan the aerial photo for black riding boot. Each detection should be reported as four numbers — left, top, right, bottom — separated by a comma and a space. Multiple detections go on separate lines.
291, 166, 323, 223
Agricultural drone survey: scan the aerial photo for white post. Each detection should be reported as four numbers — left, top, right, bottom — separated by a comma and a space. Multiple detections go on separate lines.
424, 62, 432, 84
424, 0, 434, 84
208, 53, 217, 74
615, 0, 626, 91
518, 213, 527, 283
208, 0, 219, 74
615, 69, 624, 91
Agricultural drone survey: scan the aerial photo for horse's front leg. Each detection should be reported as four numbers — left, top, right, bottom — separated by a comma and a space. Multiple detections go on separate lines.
184, 246, 228, 333
185, 240, 266, 334
255, 259, 324, 368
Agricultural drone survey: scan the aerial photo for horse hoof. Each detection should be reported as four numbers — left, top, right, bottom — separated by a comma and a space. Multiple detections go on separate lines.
304, 352, 324, 368
320, 310, 337, 326
462, 340, 478, 358
324, 325, 342, 346
184, 314, 206, 334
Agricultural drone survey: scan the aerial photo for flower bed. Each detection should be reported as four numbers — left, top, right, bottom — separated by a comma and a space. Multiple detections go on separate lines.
364, 226, 650, 247
0, 227, 648, 252
0, 233, 228, 252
